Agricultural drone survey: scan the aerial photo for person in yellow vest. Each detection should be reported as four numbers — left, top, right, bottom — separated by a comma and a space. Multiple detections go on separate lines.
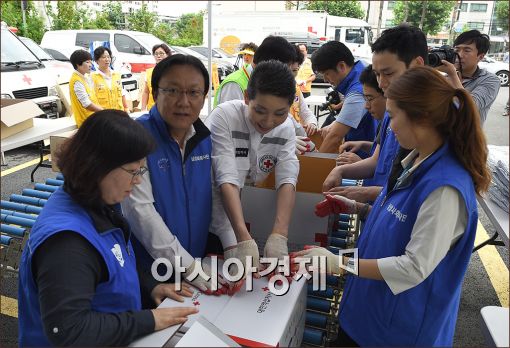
69, 50, 102, 127
91, 46, 128, 112
141, 43, 171, 111
296, 44, 316, 98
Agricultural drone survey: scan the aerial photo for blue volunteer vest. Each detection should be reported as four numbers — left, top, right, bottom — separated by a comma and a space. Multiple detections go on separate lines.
336, 61, 376, 154
135, 107, 212, 267
339, 142, 478, 346
18, 188, 141, 347
363, 111, 400, 187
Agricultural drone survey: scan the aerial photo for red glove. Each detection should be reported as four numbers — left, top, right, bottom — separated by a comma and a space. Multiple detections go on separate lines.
315, 194, 356, 217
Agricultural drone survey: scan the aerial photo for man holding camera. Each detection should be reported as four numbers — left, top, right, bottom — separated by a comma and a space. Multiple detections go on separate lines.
312, 41, 376, 154
437, 30, 500, 124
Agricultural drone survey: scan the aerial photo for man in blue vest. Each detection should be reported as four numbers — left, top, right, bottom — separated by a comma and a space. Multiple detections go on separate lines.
312, 41, 377, 154
323, 24, 428, 204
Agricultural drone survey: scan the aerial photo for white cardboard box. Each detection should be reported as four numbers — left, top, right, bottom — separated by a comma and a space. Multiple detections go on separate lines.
175, 316, 240, 347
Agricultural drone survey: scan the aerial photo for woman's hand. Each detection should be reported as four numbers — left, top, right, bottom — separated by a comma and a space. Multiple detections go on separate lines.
150, 283, 194, 306
336, 151, 362, 166
151, 307, 198, 331
304, 123, 317, 136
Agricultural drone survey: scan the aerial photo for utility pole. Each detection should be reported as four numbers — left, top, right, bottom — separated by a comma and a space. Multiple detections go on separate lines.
366, 0, 371, 23
377, 0, 384, 38
21, 0, 27, 34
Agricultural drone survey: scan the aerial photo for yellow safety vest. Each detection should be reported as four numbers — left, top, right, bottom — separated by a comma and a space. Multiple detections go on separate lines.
297, 57, 314, 93
69, 71, 99, 127
145, 67, 155, 110
289, 86, 303, 124
91, 71, 123, 111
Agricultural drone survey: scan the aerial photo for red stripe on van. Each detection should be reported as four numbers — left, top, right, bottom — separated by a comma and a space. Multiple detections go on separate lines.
130, 63, 155, 73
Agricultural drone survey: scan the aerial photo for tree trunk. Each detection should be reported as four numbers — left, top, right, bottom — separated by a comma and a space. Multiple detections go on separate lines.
419, 1, 427, 30
403, 1, 409, 22
377, 0, 384, 37
366, 0, 371, 22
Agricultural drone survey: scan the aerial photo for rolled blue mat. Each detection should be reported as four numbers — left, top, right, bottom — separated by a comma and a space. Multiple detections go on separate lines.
1, 234, 12, 245
306, 311, 329, 329
10, 194, 46, 207
341, 179, 357, 186
0, 224, 26, 237
326, 274, 339, 286
0, 201, 42, 214
45, 178, 64, 186
338, 213, 351, 222
336, 221, 351, 230
303, 327, 324, 346
331, 230, 349, 239
307, 283, 335, 299
1, 214, 35, 228
307, 296, 332, 313
56, 173, 64, 181
329, 237, 347, 249
22, 189, 52, 200
1, 209, 37, 221
34, 183, 58, 193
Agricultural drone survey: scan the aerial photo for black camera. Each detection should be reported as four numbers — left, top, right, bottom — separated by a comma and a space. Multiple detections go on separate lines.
318, 87, 342, 111
427, 45, 458, 67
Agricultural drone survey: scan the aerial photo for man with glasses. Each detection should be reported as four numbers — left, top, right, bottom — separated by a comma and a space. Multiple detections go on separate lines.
122, 54, 225, 303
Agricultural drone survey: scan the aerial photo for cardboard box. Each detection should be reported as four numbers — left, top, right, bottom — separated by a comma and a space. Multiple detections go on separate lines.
1, 99, 44, 140
50, 129, 77, 172
175, 316, 240, 347
256, 152, 337, 194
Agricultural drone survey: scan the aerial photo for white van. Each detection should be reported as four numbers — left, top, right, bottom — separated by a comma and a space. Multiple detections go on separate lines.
40, 30, 164, 74
1, 23, 61, 118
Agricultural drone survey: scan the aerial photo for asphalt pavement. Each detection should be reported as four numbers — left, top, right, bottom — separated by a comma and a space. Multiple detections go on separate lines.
1, 86, 508, 347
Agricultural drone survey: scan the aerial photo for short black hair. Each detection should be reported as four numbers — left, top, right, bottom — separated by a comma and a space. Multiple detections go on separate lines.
247, 60, 296, 105
151, 54, 209, 101
58, 110, 156, 209
359, 65, 383, 95
311, 41, 354, 72
152, 43, 172, 55
253, 36, 297, 65
454, 30, 490, 54
70, 49, 92, 70
93, 46, 112, 62
293, 45, 305, 66
371, 24, 428, 66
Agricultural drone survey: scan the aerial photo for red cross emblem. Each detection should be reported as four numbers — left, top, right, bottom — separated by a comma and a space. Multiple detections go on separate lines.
193, 301, 200, 306
262, 287, 269, 292
263, 159, 273, 168
259, 154, 277, 173
22, 74, 32, 85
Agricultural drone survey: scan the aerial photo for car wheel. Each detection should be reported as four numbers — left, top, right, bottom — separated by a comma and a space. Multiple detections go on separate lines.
496, 70, 509, 87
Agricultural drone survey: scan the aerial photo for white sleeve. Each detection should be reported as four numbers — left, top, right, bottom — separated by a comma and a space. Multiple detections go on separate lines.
120, 168, 195, 268
298, 91, 317, 126
275, 124, 300, 189
74, 81, 92, 108
209, 106, 241, 187
377, 186, 468, 295
209, 186, 238, 249
217, 82, 244, 105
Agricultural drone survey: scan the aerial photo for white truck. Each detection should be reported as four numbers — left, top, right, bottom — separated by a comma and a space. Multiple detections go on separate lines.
203, 10, 373, 59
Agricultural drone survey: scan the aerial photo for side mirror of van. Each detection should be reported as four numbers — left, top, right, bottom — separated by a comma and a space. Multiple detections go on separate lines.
133, 46, 144, 55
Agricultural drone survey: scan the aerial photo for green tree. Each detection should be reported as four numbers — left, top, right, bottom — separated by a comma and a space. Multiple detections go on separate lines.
169, 12, 203, 46
494, 0, 509, 33
151, 22, 173, 43
46, 0, 92, 30
1, 1, 46, 42
305, 1, 365, 19
95, 2, 125, 30
127, 3, 156, 33
393, 1, 455, 35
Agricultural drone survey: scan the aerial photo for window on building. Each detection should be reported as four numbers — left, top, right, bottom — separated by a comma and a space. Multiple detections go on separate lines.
460, 3, 468, 12
385, 19, 394, 28
387, 1, 395, 10
467, 22, 484, 30
75, 33, 110, 49
114, 34, 150, 55
470, 3, 488, 12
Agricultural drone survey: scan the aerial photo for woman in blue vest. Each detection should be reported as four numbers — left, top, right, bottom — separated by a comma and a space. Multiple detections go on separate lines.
293, 66, 491, 346
18, 111, 197, 347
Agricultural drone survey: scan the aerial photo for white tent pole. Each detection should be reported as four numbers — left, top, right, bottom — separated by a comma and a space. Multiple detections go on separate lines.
207, 0, 213, 116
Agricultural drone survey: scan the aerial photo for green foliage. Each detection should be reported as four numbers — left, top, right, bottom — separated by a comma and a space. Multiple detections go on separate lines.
168, 12, 203, 46
1, 0, 46, 43
126, 3, 156, 33
495, 0, 509, 33
46, 0, 93, 30
393, 1, 455, 35
305, 1, 365, 19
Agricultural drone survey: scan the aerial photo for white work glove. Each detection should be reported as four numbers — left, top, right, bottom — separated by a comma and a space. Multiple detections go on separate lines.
295, 136, 316, 155
291, 246, 341, 275
263, 233, 289, 260
183, 259, 225, 293
236, 239, 260, 274
315, 194, 357, 217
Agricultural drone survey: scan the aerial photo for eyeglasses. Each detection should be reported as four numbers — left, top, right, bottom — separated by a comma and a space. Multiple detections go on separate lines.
120, 166, 148, 182
153, 52, 167, 57
158, 87, 205, 101
363, 94, 383, 104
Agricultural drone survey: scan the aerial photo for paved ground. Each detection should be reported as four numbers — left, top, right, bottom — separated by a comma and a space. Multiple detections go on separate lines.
1, 87, 508, 347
